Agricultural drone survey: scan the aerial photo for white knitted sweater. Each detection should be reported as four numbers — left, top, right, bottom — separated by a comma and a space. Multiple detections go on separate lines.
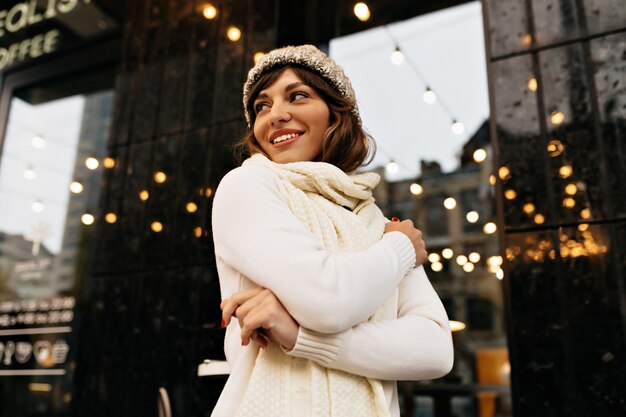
211, 158, 454, 417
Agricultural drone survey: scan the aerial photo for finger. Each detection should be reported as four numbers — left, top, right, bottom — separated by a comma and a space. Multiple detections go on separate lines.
239, 302, 274, 341
234, 291, 268, 325
250, 330, 269, 348
221, 288, 265, 325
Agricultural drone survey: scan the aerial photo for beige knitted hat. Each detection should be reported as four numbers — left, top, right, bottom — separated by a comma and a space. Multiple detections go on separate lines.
242, 44, 361, 127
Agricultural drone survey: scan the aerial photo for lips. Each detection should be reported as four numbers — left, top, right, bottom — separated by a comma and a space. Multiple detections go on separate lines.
269, 128, 304, 144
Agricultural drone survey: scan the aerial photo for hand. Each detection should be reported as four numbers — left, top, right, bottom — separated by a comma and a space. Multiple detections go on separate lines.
384, 219, 427, 266
221, 288, 300, 350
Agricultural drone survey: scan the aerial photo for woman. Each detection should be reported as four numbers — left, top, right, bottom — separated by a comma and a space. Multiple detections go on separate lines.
212, 45, 453, 417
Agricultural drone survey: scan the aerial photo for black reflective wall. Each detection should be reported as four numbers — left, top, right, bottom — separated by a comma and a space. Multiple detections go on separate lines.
483, 0, 626, 415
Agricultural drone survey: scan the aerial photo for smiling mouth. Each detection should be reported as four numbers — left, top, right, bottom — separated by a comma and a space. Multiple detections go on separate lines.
271, 132, 302, 144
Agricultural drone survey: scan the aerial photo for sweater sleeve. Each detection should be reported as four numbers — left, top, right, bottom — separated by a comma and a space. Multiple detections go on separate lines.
285, 266, 454, 381
212, 166, 416, 334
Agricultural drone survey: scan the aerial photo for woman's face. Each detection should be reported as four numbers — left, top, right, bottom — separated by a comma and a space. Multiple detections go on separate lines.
252, 68, 330, 164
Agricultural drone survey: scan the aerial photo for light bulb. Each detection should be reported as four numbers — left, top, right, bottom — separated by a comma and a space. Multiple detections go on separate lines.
253, 52, 265, 63
186, 202, 198, 213
442, 248, 453, 259
105, 213, 117, 224
386, 161, 399, 174
450, 320, 466, 332
422, 88, 436, 104
85, 157, 99, 170
227, 26, 241, 42
483, 222, 497, 234
409, 183, 423, 195
70, 181, 83, 194
81, 214, 95, 225
496, 269, 504, 280
444, 197, 457, 210
456, 255, 468, 266
451, 120, 465, 135
202, 3, 217, 19
139, 190, 149, 201
473, 148, 487, 163
103, 157, 116, 168
151, 221, 164, 233
468, 252, 481, 263
431, 262, 443, 272
463, 262, 475, 272
390, 47, 404, 66
353, 2, 370, 21
550, 110, 565, 125
466, 211, 479, 223
527, 78, 538, 92
154, 171, 167, 183
428, 253, 440, 263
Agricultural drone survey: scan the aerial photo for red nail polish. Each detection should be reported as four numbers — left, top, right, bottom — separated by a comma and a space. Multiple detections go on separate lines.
221, 320, 226, 328
391, 216, 399, 222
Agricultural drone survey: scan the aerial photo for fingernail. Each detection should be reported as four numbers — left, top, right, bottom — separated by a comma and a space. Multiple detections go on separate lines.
221, 320, 226, 328
391, 217, 399, 222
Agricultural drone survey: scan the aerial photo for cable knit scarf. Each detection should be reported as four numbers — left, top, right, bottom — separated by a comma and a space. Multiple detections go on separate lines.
235, 153, 394, 417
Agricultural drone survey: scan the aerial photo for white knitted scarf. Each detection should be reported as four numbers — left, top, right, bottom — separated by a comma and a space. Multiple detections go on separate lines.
235, 153, 394, 417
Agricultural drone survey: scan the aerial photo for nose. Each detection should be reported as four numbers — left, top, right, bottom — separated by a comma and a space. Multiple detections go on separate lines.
268, 101, 291, 126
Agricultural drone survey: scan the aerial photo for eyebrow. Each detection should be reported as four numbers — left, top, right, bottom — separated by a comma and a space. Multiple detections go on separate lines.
256, 82, 308, 100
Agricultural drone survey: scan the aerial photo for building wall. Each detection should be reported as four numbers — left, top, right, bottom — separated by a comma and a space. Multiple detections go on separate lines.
482, 0, 626, 415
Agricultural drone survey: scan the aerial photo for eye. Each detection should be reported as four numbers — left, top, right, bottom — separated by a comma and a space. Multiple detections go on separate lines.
291, 92, 309, 101
254, 102, 269, 114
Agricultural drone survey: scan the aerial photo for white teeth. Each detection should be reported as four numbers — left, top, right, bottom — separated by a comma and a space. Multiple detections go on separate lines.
272, 133, 300, 144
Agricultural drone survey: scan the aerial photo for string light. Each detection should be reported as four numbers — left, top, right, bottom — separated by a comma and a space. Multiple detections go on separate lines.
473, 148, 487, 163
451, 120, 465, 135
527, 78, 538, 92
226, 26, 241, 42
468, 252, 481, 263
456, 255, 468, 266
450, 320, 466, 332
466, 211, 479, 223
463, 262, 475, 272
563, 197, 576, 208
580, 208, 591, 219
487, 256, 502, 267
32, 135, 46, 149
390, 47, 404, 66
70, 181, 83, 194
496, 269, 504, 280
444, 197, 457, 210
504, 189, 517, 200
202, 3, 217, 19
32, 200, 44, 212
431, 262, 443, 272
498, 166, 511, 180
81, 214, 95, 225
139, 190, 149, 201
253, 52, 265, 63
559, 165, 573, 178
186, 202, 198, 213
151, 221, 164, 233
85, 157, 99, 170
578, 223, 589, 232
428, 253, 441, 263
483, 222, 497, 234
154, 171, 167, 183
550, 110, 565, 125
442, 248, 453, 259
353, 2, 371, 21
423, 87, 436, 104
103, 157, 116, 168
194, 227, 203, 238
105, 213, 117, 224
489, 175, 496, 185
547, 139, 564, 157
410, 183, 423, 195
385, 160, 399, 174
523, 203, 535, 214
565, 183, 577, 195
24, 166, 36, 179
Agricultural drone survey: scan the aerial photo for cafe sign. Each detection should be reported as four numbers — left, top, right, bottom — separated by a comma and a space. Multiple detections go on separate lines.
0, 0, 93, 71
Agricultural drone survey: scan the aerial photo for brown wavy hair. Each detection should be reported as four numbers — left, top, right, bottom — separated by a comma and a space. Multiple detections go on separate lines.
234, 65, 376, 173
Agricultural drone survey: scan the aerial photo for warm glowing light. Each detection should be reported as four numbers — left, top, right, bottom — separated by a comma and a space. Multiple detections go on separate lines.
226, 26, 241, 42
390, 47, 404, 66
139, 190, 149, 201
32, 135, 46, 149
194, 226, 203, 238
527, 77, 538, 92
534, 213, 545, 224
70, 181, 83, 194
463, 262, 475, 272
410, 183, 423, 195
468, 252, 481, 263
444, 197, 457, 210
28, 383, 52, 392
565, 183, 577, 195
451, 120, 465, 135
253, 52, 265, 63
186, 202, 198, 213
547, 139, 564, 157
487, 256, 503, 266
522, 34, 532, 46
24, 167, 36, 179
484, 222, 497, 234
550, 110, 565, 125
498, 166, 511, 180
81, 214, 95, 225
504, 189, 517, 200
578, 223, 589, 232
103, 157, 116, 168
496, 269, 504, 280
466, 211, 479, 223
85, 157, 99, 170
205, 187, 213, 197
489, 175, 496, 185
32, 201, 44, 212
563, 197, 576, 208
450, 320, 466, 332
353, 2, 371, 21
151, 221, 164, 233
442, 248, 453, 259
428, 253, 440, 263
580, 208, 591, 219
559, 165, 573, 178
385, 161, 399, 174
523, 203, 535, 214
423, 88, 437, 104
456, 255, 468, 266
105, 213, 117, 223
202, 3, 217, 19
473, 148, 487, 163
154, 171, 167, 183
431, 262, 443, 272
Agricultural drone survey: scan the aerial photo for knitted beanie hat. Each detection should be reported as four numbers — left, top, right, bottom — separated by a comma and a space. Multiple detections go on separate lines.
242, 44, 361, 128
